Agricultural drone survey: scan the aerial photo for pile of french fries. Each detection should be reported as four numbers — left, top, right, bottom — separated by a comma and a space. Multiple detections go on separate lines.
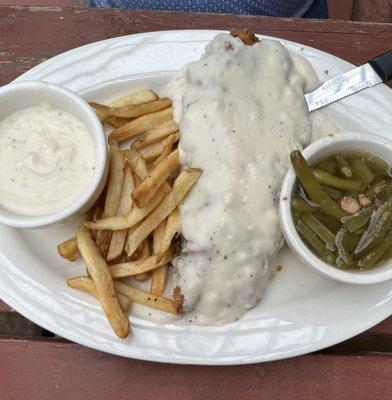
57, 89, 202, 338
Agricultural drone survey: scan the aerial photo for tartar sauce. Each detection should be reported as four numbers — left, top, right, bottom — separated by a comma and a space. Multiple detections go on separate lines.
165, 34, 319, 324
0, 103, 95, 216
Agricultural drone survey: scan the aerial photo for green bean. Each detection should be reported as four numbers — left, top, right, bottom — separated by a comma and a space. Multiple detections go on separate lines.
350, 158, 375, 185
374, 181, 392, 208
290, 151, 347, 220
293, 211, 302, 221
323, 185, 343, 200
325, 160, 337, 175
314, 214, 341, 235
364, 177, 387, 199
335, 155, 353, 178
355, 199, 392, 255
312, 169, 361, 193
341, 207, 373, 233
358, 231, 392, 269
379, 242, 392, 263
346, 234, 360, 253
365, 181, 378, 199
301, 213, 336, 251
293, 150, 392, 270
292, 197, 320, 213
315, 159, 329, 170
335, 226, 357, 265
296, 219, 335, 264
353, 227, 366, 236
367, 156, 390, 176
315, 159, 337, 175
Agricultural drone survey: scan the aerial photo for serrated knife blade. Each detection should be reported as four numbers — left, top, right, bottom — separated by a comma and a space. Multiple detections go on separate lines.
305, 50, 392, 112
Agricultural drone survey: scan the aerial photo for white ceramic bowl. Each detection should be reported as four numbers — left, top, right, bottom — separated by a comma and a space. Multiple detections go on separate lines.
280, 132, 392, 284
0, 81, 108, 229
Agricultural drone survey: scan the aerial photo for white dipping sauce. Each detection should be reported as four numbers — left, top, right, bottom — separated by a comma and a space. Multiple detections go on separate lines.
0, 103, 95, 216
165, 34, 319, 325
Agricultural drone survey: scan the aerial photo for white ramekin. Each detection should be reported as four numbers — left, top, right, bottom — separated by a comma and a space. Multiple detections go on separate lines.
0, 81, 108, 229
279, 131, 392, 284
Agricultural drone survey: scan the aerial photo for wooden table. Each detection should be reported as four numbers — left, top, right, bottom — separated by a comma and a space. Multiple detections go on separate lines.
1, 6, 391, 399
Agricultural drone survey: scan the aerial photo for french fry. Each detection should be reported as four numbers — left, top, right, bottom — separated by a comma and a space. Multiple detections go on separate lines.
90, 98, 171, 119
69, 276, 179, 315
109, 245, 177, 278
85, 183, 171, 231
153, 134, 177, 167
57, 236, 79, 262
126, 169, 202, 257
110, 108, 173, 143
132, 272, 151, 281
95, 231, 112, 260
131, 120, 178, 150
107, 164, 135, 261
124, 222, 143, 262
108, 252, 132, 265
133, 173, 142, 188
140, 132, 180, 162
91, 205, 103, 241
106, 116, 130, 128
95, 140, 125, 258
153, 220, 166, 253
158, 208, 181, 260
67, 276, 132, 312
59, 87, 209, 337
123, 148, 149, 180
114, 281, 178, 314
92, 89, 158, 121
132, 149, 180, 208
104, 140, 126, 217
109, 90, 158, 108
131, 238, 151, 281
150, 220, 168, 296
77, 221, 130, 338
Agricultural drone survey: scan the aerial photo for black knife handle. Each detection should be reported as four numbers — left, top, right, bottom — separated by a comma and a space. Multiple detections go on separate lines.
369, 50, 392, 82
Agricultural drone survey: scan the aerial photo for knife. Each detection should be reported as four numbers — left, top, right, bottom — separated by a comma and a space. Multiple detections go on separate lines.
305, 50, 392, 112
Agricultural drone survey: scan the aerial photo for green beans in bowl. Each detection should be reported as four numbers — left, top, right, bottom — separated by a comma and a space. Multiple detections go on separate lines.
279, 132, 392, 284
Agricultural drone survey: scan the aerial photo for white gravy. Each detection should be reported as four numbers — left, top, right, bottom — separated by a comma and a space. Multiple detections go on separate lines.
0, 103, 95, 216
165, 34, 319, 324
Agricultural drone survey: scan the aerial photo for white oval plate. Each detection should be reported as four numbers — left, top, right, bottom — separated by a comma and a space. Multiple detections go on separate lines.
1, 30, 391, 365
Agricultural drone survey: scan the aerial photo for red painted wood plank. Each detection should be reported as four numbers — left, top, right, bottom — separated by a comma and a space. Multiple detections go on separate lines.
328, 0, 354, 20
0, 299, 13, 312
1, 7, 392, 87
368, 317, 392, 335
0, 337, 391, 400
0, 1, 81, 5
353, 0, 392, 23
0, 313, 43, 336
